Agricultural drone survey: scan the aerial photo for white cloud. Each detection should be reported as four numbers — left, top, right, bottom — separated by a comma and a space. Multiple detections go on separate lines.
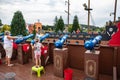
0, 0, 120, 27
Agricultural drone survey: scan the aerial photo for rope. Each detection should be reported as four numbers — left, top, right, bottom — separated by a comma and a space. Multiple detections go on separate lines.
90, 13, 96, 26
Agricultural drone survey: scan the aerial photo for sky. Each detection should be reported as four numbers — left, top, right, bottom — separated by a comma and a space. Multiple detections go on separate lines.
0, 0, 120, 27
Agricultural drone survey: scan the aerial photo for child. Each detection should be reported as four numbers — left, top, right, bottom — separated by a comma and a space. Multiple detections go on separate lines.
34, 38, 44, 68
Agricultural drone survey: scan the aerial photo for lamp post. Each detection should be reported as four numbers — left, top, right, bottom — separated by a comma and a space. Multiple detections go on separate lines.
65, 0, 70, 27
110, 0, 117, 23
83, 0, 92, 33
114, 0, 117, 23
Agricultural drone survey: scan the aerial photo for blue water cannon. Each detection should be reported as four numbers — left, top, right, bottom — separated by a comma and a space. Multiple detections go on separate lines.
15, 34, 34, 44
40, 33, 50, 42
84, 35, 102, 50
31, 33, 50, 45
0, 33, 4, 42
54, 34, 68, 48
0, 33, 4, 36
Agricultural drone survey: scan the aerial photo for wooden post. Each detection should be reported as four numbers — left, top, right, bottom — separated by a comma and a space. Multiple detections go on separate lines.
53, 48, 68, 77
17, 44, 24, 64
17, 44, 29, 64
113, 47, 118, 80
84, 50, 100, 80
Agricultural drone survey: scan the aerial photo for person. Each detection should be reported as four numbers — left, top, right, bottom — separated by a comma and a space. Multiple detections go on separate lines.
34, 38, 44, 68
4, 31, 16, 66
76, 28, 80, 34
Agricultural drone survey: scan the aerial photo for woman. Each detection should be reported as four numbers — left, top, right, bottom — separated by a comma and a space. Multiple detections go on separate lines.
4, 31, 16, 66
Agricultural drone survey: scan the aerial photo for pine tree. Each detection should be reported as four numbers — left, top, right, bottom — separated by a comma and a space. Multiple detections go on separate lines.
11, 11, 27, 36
72, 15, 80, 32
54, 16, 58, 32
56, 16, 65, 32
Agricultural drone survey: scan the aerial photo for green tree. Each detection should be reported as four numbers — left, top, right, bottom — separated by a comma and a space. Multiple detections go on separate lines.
71, 15, 80, 32
42, 25, 47, 30
11, 11, 27, 36
32, 25, 36, 39
99, 27, 105, 33
54, 16, 58, 31
68, 25, 72, 33
1, 24, 11, 32
0, 19, 2, 26
42, 25, 53, 31
55, 16, 64, 32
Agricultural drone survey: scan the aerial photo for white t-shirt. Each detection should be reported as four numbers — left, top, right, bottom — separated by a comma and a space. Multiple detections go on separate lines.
34, 42, 42, 54
4, 35, 13, 48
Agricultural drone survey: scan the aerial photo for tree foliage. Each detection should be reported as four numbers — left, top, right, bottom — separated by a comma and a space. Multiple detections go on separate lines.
55, 16, 65, 32
42, 25, 53, 31
11, 11, 27, 36
92, 26, 105, 33
0, 19, 2, 26
71, 15, 80, 32
1, 24, 11, 32
32, 25, 36, 39
54, 16, 58, 31
68, 25, 72, 33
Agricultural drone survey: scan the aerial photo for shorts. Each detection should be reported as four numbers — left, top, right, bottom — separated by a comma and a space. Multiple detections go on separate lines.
34, 51, 41, 59
4, 47, 13, 58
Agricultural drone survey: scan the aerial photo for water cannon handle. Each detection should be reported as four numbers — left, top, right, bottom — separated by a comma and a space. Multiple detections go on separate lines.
84, 35, 102, 50
54, 34, 68, 48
